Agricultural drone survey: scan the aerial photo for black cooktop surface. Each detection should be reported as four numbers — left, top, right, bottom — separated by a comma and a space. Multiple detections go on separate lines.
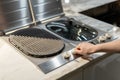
46, 18, 98, 41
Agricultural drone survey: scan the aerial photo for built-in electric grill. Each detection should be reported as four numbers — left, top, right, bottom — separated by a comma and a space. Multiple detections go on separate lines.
0, 0, 114, 74
9, 28, 65, 58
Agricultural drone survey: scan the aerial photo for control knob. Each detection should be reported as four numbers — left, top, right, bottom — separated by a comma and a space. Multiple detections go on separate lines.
98, 36, 106, 43
63, 52, 71, 59
104, 33, 112, 39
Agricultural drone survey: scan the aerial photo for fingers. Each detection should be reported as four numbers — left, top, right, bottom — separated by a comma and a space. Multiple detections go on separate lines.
73, 47, 93, 61
74, 48, 92, 60
74, 48, 87, 56
73, 42, 95, 61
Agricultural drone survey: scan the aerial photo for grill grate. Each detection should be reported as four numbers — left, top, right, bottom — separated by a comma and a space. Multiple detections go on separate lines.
11, 28, 60, 39
9, 28, 64, 58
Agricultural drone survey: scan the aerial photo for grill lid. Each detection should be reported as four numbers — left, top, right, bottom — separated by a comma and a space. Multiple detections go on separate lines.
0, 0, 64, 33
0, 0, 33, 32
9, 28, 65, 58
31, 0, 64, 22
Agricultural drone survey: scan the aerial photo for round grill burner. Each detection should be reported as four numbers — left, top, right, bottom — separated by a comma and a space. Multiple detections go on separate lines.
46, 19, 98, 41
9, 28, 65, 58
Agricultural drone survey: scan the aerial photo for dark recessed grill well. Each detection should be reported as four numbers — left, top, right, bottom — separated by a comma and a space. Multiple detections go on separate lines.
46, 18, 98, 41
9, 28, 65, 58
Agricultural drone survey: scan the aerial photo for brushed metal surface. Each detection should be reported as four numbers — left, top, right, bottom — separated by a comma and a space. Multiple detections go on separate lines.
39, 49, 80, 74
0, 0, 32, 32
31, 0, 64, 22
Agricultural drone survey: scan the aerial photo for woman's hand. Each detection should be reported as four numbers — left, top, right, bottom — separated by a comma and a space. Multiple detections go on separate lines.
74, 39, 120, 59
74, 42, 96, 56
